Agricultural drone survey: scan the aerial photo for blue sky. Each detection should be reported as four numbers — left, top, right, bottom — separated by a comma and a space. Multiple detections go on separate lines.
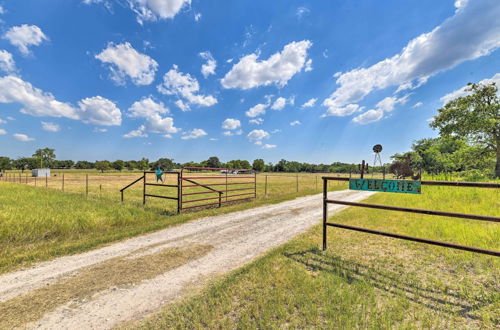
0, 0, 498, 164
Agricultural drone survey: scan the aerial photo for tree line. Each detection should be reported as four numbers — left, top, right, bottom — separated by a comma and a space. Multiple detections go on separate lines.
0, 151, 383, 174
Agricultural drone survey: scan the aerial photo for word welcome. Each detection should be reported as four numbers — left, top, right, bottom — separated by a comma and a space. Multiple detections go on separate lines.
349, 178, 421, 194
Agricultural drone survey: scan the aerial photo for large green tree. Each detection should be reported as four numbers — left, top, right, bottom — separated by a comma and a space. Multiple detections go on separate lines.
252, 159, 265, 172
32, 148, 56, 168
430, 82, 500, 177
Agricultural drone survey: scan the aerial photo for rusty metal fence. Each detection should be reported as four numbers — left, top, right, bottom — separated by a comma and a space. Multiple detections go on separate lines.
180, 167, 256, 211
120, 167, 257, 213
322, 177, 500, 257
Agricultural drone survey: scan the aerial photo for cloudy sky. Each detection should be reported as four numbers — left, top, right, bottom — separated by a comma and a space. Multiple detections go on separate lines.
0, 0, 498, 163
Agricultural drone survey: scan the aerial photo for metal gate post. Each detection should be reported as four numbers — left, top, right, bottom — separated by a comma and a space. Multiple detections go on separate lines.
177, 172, 181, 213
143, 171, 146, 205
322, 178, 328, 251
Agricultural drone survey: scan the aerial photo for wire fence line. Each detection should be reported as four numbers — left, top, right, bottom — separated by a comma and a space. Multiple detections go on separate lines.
0, 171, 352, 203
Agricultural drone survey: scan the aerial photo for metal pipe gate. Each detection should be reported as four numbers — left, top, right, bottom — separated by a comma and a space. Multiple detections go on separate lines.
120, 167, 257, 213
322, 177, 500, 257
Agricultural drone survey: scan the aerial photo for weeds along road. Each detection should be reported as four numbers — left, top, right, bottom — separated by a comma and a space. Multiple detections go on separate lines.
0, 189, 373, 329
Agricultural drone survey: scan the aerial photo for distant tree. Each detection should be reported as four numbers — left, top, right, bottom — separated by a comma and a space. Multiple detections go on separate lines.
206, 156, 221, 168
136, 158, 149, 171
150, 158, 175, 171
75, 160, 94, 169
53, 160, 74, 169
112, 160, 125, 171
13, 157, 38, 172
32, 148, 56, 168
125, 160, 137, 171
252, 159, 265, 172
95, 160, 111, 173
430, 82, 500, 177
0, 157, 12, 171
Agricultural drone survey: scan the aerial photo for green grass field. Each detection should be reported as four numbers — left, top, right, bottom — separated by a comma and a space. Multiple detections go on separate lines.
133, 185, 499, 329
0, 174, 345, 274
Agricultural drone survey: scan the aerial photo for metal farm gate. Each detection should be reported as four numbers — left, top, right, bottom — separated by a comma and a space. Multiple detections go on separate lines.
321, 166, 500, 257
120, 167, 257, 213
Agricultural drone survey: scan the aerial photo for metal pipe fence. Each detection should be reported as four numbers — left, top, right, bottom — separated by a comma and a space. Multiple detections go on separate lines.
322, 176, 500, 257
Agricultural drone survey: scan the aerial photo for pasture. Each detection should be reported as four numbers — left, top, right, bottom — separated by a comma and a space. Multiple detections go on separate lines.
133, 185, 500, 329
0, 171, 346, 273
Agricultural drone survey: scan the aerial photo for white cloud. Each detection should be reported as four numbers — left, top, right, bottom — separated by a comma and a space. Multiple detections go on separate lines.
440, 72, 500, 105
412, 101, 423, 108
249, 118, 263, 125
304, 58, 313, 72
223, 129, 242, 136
94, 127, 108, 133
296, 7, 310, 19
352, 109, 384, 124
0, 118, 6, 124
78, 96, 122, 126
271, 97, 288, 110
290, 120, 301, 126
323, 0, 500, 115
123, 125, 148, 138
322, 103, 362, 117
182, 128, 207, 140
245, 103, 268, 118
301, 98, 317, 108
129, 97, 169, 117
199, 51, 217, 78
262, 144, 276, 149
375, 95, 409, 112
3, 24, 48, 55
221, 40, 313, 89
0, 129, 6, 135
247, 129, 269, 144
0, 76, 122, 126
128, 97, 178, 134
126, 0, 191, 24
175, 99, 190, 111
96, 42, 158, 86
0, 76, 78, 119
13, 133, 35, 142
41, 121, 60, 132
157, 65, 217, 108
0, 50, 16, 73
222, 118, 241, 130
194, 12, 202, 21
0, 5, 4, 14
271, 129, 281, 134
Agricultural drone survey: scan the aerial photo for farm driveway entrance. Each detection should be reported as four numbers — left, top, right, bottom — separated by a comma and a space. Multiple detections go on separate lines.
0, 190, 372, 329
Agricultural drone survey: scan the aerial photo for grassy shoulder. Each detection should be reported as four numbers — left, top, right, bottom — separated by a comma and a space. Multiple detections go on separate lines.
134, 186, 499, 329
0, 182, 344, 274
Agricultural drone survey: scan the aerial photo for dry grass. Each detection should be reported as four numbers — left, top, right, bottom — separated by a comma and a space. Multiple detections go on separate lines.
0, 244, 212, 329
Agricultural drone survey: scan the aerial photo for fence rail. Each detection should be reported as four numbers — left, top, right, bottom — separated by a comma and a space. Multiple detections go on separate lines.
322, 177, 500, 257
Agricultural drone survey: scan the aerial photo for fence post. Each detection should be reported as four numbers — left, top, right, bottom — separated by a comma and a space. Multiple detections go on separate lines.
225, 170, 228, 202
219, 192, 222, 208
143, 171, 146, 205
45, 174, 48, 187
322, 177, 328, 251
254, 171, 257, 198
265, 175, 268, 196
296, 173, 299, 192
86, 174, 88, 196
177, 172, 181, 213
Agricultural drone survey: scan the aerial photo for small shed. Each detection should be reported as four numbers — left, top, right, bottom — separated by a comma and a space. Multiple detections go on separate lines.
32, 168, 51, 177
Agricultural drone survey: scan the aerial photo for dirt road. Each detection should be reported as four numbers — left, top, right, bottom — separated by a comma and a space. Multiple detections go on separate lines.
0, 190, 373, 329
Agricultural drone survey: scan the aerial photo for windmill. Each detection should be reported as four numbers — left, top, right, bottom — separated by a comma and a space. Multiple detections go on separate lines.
372, 144, 384, 178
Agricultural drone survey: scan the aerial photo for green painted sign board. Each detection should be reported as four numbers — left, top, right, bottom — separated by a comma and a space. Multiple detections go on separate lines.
349, 178, 421, 194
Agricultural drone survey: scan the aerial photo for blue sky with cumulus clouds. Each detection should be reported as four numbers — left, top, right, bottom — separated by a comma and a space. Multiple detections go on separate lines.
0, 0, 498, 163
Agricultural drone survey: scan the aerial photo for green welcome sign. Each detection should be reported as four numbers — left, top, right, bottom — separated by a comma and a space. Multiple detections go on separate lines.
349, 178, 421, 194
